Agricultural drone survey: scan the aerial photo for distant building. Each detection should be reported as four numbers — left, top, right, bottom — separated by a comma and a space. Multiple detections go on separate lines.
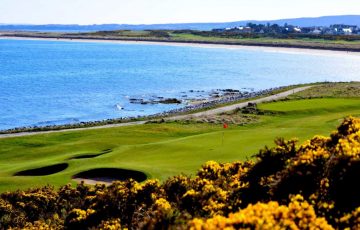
242, 27, 252, 33
311, 28, 322, 35
293, 27, 302, 33
330, 24, 357, 35
342, 28, 353, 35
211, 23, 360, 36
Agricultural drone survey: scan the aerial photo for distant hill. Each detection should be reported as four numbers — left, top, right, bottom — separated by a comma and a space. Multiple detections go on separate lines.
1, 15, 359, 32
252, 15, 360, 27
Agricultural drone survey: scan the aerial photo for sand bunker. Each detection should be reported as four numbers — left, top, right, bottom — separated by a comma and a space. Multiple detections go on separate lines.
69, 153, 104, 159
73, 168, 147, 185
14, 163, 69, 176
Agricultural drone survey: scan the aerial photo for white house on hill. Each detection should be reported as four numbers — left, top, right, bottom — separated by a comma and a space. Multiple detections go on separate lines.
342, 28, 352, 35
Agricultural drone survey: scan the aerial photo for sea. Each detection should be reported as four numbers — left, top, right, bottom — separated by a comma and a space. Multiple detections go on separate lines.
0, 38, 359, 130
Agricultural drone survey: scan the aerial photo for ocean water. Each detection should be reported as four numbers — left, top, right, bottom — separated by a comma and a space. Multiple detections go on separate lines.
0, 38, 360, 130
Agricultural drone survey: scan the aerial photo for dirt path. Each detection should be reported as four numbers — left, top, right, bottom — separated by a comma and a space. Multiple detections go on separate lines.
0, 86, 311, 139
168, 86, 311, 120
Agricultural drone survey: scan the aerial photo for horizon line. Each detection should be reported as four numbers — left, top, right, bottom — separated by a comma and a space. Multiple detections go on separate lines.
1, 14, 359, 26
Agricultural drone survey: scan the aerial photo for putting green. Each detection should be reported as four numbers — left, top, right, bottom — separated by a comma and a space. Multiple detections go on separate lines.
1, 97, 360, 192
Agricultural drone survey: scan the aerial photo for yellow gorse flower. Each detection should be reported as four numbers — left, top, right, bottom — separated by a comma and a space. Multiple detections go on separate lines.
190, 195, 334, 230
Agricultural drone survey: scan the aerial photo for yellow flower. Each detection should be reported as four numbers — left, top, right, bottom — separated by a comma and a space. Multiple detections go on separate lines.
155, 198, 172, 212
189, 196, 334, 230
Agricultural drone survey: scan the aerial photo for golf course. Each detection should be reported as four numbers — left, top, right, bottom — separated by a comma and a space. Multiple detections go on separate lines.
0, 82, 359, 193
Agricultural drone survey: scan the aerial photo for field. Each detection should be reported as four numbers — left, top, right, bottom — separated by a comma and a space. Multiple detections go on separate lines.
170, 32, 360, 45
0, 83, 360, 193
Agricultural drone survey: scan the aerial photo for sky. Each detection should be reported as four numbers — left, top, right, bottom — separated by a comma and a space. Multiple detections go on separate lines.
0, 0, 359, 25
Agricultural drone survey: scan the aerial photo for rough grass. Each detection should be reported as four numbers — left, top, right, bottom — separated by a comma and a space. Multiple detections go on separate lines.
287, 82, 360, 99
171, 33, 360, 45
167, 111, 259, 125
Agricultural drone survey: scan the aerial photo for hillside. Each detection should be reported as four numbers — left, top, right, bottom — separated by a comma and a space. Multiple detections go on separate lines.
1, 116, 359, 229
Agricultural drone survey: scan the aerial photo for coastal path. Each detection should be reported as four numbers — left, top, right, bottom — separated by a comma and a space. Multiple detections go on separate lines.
0, 86, 311, 139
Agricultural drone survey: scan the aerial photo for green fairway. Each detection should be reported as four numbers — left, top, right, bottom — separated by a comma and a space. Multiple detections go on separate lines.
1, 96, 360, 192
258, 98, 360, 113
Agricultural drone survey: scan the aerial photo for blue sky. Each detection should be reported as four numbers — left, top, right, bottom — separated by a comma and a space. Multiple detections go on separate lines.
0, 0, 359, 24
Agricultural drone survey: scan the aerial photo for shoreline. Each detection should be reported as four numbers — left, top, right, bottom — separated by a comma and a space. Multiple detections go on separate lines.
0, 86, 283, 134
1, 35, 360, 57
0, 85, 311, 138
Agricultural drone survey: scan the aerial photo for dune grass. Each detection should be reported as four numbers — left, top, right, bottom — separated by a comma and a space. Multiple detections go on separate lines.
1, 95, 360, 192
169, 33, 360, 47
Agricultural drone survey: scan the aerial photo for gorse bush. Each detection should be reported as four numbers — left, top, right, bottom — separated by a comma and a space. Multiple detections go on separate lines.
1, 117, 360, 229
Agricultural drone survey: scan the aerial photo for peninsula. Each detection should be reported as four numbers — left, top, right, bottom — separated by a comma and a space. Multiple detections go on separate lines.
2, 29, 360, 52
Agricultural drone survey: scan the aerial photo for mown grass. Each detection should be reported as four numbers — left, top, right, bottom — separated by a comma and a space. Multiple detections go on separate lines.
1, 84, 360, 192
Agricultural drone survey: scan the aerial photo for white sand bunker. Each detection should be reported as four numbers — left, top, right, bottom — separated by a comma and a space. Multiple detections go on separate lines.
72, 168, 147, 185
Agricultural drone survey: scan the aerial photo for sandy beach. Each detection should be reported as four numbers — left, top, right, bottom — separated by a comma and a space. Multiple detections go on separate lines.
1, 35, 360, 58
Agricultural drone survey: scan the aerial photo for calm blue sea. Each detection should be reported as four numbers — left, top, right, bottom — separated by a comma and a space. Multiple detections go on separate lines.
0, 38, 359, 130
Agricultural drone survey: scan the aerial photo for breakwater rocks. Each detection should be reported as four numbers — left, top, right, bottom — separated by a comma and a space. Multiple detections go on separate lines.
0, 86, 286, 134
126, 88, 254, 107
151, 87, 283, 117
129, 97, 182, 105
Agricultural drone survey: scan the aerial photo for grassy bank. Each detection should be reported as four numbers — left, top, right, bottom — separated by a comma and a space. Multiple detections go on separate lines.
0, 83, 359, 192
2, 30, 360, 52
